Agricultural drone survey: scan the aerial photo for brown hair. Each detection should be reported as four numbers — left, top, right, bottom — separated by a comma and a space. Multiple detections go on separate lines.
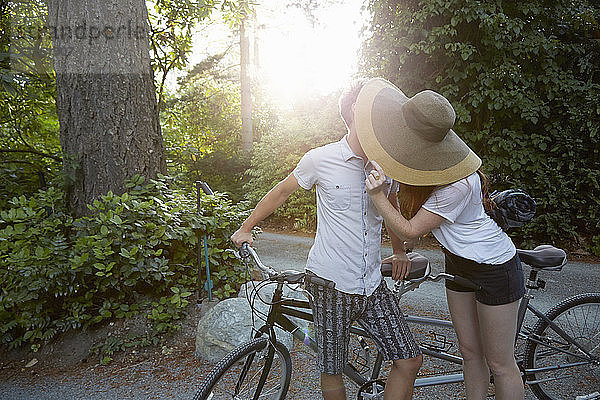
339, 78, 368, 129
477, 169, 495, 213
398, 168, 494, 218
398, 184, 438, 219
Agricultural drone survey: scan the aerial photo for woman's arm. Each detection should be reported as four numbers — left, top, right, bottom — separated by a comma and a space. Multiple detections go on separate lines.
366, 161, 446, 239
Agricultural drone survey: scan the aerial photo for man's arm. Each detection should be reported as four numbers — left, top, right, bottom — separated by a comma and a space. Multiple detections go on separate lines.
386, 189, 405, 253
383, 189, 412, 280
231, 173, 301, 247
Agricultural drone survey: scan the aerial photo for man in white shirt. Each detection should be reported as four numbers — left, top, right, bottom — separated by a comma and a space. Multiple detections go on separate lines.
231, 80, 422, 400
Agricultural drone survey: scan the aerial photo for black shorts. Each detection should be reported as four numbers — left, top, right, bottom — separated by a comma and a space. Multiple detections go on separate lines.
444, 249, 525, 306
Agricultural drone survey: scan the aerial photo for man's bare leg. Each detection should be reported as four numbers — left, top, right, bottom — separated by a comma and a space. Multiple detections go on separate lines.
321, 373, 346, 400
383, 355, 422, 399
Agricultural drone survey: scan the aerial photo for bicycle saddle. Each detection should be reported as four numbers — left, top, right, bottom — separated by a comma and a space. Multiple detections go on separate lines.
517, 245, 566, 270
381, 252, 429, 280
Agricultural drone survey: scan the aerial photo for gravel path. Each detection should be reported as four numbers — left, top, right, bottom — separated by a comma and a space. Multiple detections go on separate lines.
1, 231, 598, 399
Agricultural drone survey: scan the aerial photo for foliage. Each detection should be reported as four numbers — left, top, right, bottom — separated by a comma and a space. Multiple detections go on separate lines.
161, 62, 252, 201
246, 92, 346, 229
148, 0, 247, 108
0, 175, 250, 353
360, 0, 600, 245
0, 0, 62, 208
590, 235, 600, 257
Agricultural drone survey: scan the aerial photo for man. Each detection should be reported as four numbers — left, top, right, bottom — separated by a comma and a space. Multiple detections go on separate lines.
231, 79, 422, 400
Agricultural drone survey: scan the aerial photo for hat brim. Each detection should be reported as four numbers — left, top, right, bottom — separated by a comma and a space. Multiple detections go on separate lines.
355, 78, 481, 186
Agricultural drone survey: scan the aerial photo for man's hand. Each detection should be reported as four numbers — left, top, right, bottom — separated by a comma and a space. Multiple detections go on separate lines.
231, 227, 253, 247
382, 253, 412, 281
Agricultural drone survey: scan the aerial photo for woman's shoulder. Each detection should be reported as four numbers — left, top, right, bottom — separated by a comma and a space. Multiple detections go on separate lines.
435, 172, 479, 197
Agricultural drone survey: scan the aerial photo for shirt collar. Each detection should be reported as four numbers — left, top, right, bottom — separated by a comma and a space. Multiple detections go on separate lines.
340, 134, 362, 161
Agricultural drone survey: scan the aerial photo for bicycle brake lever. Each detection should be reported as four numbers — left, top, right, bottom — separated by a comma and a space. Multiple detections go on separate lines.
225, 249, 239, 258
239, 242, 251, 258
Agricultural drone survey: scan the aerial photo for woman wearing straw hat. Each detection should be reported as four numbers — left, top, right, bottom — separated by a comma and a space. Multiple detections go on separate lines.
356, 78, 525, 399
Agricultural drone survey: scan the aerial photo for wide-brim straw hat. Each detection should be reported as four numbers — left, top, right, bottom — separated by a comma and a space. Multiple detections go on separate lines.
355, 78, 481, 186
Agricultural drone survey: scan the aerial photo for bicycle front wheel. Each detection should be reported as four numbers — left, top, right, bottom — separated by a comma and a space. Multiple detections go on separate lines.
194, 337, 292, 400
524, 293, 600, 400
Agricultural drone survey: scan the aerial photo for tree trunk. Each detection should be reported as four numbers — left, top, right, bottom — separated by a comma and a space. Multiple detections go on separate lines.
47, 0, 165, 216
240, 13, 252, 152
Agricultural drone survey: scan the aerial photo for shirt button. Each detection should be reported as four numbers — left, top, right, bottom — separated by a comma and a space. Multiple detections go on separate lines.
364, 253, 368, 257
364, 232, 367, 236
364, 190, 367, 194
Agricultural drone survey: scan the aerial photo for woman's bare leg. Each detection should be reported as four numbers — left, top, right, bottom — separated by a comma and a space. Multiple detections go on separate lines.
446, 289, 490, 399
476, 300, 524, 399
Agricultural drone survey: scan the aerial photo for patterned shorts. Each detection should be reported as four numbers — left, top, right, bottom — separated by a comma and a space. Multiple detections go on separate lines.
304, 273, 421, 375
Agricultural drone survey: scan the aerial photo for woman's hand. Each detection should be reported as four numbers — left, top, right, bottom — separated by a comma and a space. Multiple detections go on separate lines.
365, 160, 387, 196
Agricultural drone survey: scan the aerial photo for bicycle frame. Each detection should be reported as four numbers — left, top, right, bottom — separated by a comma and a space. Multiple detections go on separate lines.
254, 279, 468, 389
252, 274, 598, 394
239, 244, 598, 397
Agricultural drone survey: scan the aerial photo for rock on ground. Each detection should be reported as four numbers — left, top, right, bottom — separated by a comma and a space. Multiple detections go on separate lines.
195, 296, 294, 363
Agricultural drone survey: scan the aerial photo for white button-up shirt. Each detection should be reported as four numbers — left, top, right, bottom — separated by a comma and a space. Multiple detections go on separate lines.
293, 135, 397, 296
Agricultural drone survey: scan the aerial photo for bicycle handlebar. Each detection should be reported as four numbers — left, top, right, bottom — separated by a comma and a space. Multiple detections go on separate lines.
239, 242, 278, 278
238, 243, 482, 291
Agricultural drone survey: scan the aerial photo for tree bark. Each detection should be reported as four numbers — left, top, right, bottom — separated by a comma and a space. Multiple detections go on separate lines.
47, 0, 165, 216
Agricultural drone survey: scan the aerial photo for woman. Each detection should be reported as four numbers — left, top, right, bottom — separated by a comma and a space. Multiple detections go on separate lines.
354, 78, 525, 399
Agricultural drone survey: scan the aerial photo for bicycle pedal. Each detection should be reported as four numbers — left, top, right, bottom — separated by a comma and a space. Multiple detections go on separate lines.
358, 379, 386, 400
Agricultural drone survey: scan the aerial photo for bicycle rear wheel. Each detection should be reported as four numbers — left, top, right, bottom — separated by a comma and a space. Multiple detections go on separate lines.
194, 337, 292, 400
524, 293, 600, 400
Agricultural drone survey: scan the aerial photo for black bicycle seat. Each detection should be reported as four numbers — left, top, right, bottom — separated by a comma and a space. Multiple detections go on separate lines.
517, 245, 566, 270
273, 270, 305, 284
381, 252, 429, 280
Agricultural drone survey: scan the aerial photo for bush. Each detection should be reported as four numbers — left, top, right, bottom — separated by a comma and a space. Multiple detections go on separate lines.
161, 70, 254, 202
361, 0, 600, 246
590, 235, 600, 257
0, 175, 249, 352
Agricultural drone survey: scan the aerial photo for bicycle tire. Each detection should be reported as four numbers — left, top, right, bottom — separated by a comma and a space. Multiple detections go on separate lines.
194, 337, 292, 400
524, 292, 600, 400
